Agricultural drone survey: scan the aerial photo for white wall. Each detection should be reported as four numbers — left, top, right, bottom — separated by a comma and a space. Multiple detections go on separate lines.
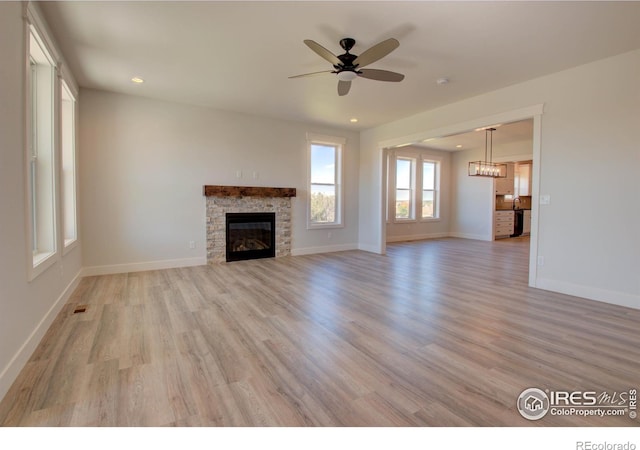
360, 49, 640, 309
0, 3, 83, 400
385, 146, 452, 242
80, 89, 360, 272
450, 147, 495, 241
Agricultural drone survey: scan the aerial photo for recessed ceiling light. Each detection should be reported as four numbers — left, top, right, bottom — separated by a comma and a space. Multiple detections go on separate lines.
436, 77, 449, 85
131, 77, 144, 84
456, 145, 463, 148
350, 118, 358, 123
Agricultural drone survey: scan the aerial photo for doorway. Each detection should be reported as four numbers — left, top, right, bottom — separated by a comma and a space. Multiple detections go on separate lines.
377, 105, 543, 288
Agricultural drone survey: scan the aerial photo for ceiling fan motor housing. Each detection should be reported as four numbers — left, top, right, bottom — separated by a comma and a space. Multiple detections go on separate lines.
339, 38, 356, 52
335, 38, 360, 74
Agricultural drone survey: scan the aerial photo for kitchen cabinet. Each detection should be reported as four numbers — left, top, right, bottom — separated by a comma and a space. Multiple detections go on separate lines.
495, 163, 514, 195
515, 162, 532, 197
494, 210, 514, 239
523, 210, 531, 235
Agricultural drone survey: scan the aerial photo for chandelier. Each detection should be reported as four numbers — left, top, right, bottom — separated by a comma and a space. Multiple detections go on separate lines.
468, 127, 507, 178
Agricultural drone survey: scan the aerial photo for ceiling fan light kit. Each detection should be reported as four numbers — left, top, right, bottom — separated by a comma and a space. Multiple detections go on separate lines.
468, 128, 507, 178
289, 37, 405, 96
337, 71, 358, 81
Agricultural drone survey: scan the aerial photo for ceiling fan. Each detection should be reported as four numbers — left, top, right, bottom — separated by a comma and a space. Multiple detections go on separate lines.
289, 37, 405, 96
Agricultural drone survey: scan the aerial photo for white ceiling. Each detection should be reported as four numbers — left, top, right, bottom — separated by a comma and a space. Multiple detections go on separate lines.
40, 1, 640, 131
414, 118, 533, 152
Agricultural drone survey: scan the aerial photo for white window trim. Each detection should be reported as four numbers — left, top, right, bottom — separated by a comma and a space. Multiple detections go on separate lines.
60, 64, 79, 256
26, 21, 58, 281
306, 132, 345, 230
25, 4, 61, 64
60, 79, 78, 255
24, 2, 80, 280
393, 156, 416, 222
388, 150, 442, 224
420, 156, 442, 222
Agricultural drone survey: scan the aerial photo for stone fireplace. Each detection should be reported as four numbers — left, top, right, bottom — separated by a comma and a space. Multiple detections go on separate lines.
204, 185, 296, 263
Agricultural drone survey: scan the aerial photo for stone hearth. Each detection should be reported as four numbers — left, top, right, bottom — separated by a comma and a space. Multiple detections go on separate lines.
204, 185, 296, 263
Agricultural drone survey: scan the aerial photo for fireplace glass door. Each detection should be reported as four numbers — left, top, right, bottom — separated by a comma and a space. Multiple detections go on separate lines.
225, 212, 276, 262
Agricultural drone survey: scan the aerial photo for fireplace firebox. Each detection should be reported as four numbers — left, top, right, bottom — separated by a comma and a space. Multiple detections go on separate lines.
225, 212, 276, 262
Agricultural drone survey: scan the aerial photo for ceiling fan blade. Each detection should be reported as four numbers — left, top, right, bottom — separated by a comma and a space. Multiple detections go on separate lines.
353, 38, 399, 68
288, 70, 333, 79
358, 68, 405, 82
303, 39, 341, 66
337, 80, 351, 96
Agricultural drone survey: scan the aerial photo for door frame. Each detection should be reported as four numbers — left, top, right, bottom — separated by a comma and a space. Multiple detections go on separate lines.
377, 104, 544, 288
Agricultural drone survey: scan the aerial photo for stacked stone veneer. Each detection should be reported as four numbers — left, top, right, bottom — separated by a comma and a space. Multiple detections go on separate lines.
206, 196, 292, 264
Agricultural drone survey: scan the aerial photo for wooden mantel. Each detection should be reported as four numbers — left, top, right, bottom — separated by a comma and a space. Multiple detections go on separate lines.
203, 185, 296, 198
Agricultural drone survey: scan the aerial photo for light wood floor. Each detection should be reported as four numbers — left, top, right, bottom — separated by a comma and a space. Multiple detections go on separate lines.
1, 237, 639, 426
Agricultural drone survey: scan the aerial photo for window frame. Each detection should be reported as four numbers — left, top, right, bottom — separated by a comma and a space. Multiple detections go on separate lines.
388, 151, 441, 224
60, 79, 78, 254
306, 133, 345, 229
421, 159, 440, 221
26, 22, 58, 280
394, 156, 416, 222
24, 3, 80, 281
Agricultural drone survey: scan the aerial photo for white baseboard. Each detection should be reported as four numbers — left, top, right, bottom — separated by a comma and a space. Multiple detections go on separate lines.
386, 232, 449, 243
0, 271, 82, 401
82, 256, 207, 277
292, 243, 358, 256
386, 232, 492, 242
448, 232, 493, 241
536, 278, 640, 310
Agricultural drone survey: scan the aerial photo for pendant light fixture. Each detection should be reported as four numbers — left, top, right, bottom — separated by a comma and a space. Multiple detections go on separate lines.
468, 127, 507, 178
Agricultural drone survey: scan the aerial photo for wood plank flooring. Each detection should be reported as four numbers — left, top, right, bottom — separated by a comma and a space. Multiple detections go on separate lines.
1, 237, 639, 426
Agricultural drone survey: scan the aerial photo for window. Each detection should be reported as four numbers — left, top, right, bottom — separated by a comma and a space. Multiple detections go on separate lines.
422, 161, 437, 218
27, 26, 57, 274
308, 134, 344, 228
61, 80, 77, 249
388, 152, 441, 222
24, 5, 79, 280
395, 157, 415, 220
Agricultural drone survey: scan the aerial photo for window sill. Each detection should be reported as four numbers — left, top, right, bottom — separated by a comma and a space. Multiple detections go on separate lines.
63, 238, 78, 256
420, 217, 441, 223
29, 250, 56, 281
307, 222, 344, 230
